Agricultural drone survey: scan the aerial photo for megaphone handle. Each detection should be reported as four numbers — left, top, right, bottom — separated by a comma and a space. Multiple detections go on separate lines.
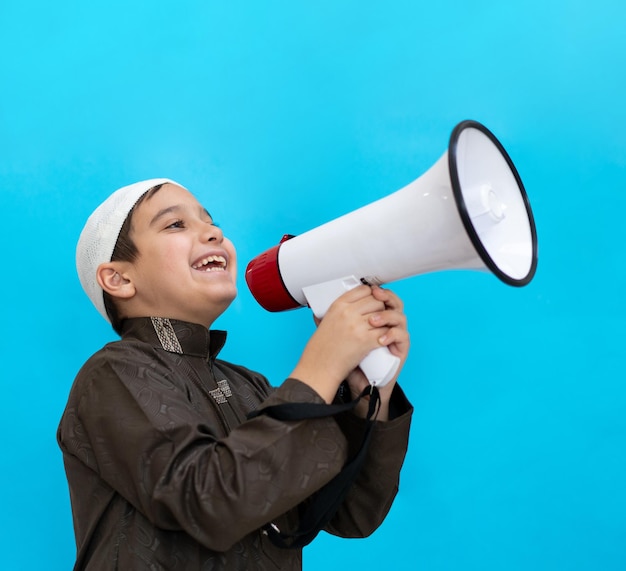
301, 276, 401, 387
358, 346, 401, 387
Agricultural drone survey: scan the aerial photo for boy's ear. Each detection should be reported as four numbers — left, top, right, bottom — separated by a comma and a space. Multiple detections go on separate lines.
96, 262, 136, 300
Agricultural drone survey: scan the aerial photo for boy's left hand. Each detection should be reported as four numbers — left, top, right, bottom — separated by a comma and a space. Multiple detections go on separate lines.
345, 286, 410, 421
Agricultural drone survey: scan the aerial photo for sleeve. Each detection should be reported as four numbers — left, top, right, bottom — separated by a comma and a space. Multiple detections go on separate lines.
69, 354, 352, 552
326, 383, 413, 537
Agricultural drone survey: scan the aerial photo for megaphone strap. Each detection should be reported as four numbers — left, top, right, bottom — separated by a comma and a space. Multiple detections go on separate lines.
247, 384, 377, 421
247, 384, 381, 549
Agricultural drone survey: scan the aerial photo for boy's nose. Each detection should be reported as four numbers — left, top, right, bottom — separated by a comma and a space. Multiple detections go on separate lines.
202, 224, 223, 243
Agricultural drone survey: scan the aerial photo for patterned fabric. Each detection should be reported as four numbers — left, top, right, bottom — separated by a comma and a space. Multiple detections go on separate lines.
150, 316, 184, 353
58, 317, 413, 570
209, 382, 232, 404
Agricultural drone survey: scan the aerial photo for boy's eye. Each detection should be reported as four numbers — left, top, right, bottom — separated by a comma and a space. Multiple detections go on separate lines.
166, 219, 185, 229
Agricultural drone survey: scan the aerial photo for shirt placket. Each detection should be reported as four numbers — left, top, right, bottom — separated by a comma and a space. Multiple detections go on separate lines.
190, 356, 243, 432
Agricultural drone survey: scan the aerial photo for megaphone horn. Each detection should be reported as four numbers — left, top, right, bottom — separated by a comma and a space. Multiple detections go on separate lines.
245, 120, 538, 385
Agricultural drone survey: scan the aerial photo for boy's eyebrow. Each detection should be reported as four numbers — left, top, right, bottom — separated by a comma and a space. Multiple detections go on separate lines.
149, 204, 213, 227
149, 205, 183, 227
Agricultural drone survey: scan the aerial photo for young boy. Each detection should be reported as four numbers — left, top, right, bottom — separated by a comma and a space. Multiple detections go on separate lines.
58, 178, 413, 570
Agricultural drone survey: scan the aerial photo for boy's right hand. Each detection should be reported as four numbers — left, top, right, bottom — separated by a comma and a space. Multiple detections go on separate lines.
289, 285, 393, 403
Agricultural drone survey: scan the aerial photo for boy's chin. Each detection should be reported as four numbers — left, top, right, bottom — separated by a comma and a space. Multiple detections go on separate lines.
205, 289, 238, 315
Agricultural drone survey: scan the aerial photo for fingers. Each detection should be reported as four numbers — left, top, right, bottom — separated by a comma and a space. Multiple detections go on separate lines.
330, 284, 400, 313
371, 285, 404, 311
326, 284, 386, 323
366, 287, 409, 359
367, 288, 406, 331
318, 284, 408, 364
330, 285, 406, 341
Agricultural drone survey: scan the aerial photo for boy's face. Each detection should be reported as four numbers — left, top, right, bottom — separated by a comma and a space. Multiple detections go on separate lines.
120, 183, 238, 327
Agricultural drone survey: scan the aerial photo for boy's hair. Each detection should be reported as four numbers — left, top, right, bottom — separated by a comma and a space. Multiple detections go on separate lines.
103, 184, 165, 334
76, 178, 184, 329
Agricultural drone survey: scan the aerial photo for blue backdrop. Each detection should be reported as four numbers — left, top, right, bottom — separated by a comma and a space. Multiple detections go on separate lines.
2, 1, 624, 569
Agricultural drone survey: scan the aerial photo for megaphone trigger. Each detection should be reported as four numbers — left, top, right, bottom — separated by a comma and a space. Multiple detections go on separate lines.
302, 276, 402, 387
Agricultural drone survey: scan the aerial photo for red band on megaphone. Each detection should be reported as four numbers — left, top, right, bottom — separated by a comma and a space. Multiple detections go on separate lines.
245, 237, 302, 312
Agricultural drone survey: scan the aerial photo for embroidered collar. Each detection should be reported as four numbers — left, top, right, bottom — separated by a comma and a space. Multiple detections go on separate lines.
120, 317, 227, 360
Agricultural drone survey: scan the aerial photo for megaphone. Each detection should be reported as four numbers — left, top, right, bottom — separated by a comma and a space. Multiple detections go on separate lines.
245, 120, 538, 386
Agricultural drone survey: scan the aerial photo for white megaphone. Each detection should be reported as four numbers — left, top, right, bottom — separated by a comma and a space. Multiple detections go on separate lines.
246, 120, 538, 387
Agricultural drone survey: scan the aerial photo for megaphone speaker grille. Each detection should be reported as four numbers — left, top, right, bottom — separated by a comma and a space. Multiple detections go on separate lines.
449, 121, 538, 286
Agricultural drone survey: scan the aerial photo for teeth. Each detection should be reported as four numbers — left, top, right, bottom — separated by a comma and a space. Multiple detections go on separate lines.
192, 255, 227, 270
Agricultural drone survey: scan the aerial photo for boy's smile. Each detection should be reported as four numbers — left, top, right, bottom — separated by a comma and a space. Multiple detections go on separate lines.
191, 254, 228, 272
117, 183, 238, 327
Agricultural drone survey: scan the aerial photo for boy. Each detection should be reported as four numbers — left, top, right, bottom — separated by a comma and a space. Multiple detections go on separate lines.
58, 178, 413, 570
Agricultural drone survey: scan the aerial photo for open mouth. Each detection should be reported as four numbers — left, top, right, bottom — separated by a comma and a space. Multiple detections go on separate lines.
191, 255, 227, 272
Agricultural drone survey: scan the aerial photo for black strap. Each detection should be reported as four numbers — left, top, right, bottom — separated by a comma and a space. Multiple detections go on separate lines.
247, 385, 381, 549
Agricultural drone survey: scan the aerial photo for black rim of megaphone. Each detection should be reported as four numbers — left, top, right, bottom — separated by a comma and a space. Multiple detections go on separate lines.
448, 120, 538, 287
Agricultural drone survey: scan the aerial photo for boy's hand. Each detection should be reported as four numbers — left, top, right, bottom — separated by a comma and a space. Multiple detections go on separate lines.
290, 285, 409, 406
344, 286, 409, 420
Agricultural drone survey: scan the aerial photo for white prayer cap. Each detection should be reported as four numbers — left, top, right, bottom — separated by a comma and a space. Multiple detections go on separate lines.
76, 178, 182, 322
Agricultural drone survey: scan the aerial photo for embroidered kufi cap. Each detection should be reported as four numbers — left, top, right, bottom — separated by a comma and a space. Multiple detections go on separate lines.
76, 178, 182, 322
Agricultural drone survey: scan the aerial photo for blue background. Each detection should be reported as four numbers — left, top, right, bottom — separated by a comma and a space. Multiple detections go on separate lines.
2, 1, 624, 569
